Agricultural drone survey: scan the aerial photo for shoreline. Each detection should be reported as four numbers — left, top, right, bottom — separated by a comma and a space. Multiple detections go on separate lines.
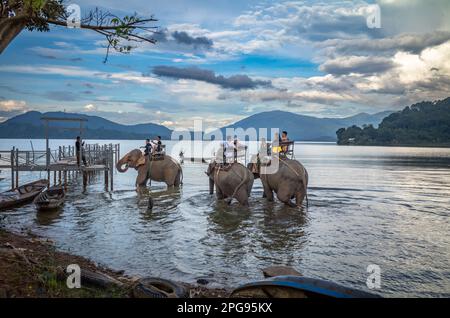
336, 143, 450, 148
2, 137, 449, 148
0, 228, 230, 298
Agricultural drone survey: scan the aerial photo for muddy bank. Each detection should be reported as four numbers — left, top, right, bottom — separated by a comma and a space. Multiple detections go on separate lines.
0, 229, 229, 298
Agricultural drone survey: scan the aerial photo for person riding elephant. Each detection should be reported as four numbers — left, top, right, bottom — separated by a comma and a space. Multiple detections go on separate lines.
248, 157, 308, 207
116, 149, 183, 191
206, 161, 254, 206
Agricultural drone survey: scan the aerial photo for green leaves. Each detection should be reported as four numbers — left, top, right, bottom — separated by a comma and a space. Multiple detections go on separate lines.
336, 98, 450, 146
2, 1, 155, 61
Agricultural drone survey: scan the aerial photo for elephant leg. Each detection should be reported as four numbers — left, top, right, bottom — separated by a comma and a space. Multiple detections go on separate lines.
136, 177, 148, 189
136, 184, 148, 195
295, 189, 306, 207
216, 184, 224, 200
262, 181, 274, 201
174, 170, 181, 187
277, 183, 296, 207
136, 166, 149, 189
165, 175, 175, 188
162, 168, 177, 189
235, 189, 249, 207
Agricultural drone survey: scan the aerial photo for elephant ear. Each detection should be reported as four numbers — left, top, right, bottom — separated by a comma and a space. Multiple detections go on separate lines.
136, 154, 146, 167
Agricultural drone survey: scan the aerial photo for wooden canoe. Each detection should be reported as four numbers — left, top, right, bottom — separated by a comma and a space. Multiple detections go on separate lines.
0, 179, 48, 210
231, 276, 381, 298
34, 186, 65, 211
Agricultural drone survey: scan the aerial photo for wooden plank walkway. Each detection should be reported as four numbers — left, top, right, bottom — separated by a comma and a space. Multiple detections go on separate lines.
0, 143, 119, 192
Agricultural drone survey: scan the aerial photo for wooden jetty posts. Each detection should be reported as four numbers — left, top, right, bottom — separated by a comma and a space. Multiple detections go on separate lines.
1, 143, 120, 192
0, 116, 120, 192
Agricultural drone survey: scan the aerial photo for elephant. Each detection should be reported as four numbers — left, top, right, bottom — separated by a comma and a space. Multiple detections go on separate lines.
248, 157, 308, 207
206, 161, 254, 206
116, 149, 183, 190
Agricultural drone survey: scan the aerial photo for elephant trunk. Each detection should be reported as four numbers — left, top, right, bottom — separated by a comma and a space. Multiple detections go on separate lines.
209, 178, 214, 195
116, 156, 129, 173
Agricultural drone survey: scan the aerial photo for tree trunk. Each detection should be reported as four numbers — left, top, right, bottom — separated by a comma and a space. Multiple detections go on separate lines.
0, 16, 28, 54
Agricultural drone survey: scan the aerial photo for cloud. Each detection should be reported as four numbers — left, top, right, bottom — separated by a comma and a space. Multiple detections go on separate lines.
327, 31, 450, 55
139, 27, 214, 57
152, 66, 271, 90
0, 99, 27, 111
0, 64, 98, 77
103, 72, 163, 85
30, 45, 88, 62
229, 87, 359, 105
44, 91, 80, 101
83, 104, 97, 112
378, 0, 450, 35
319, 56, 395, 75
171, 31, 213, 48
0, 64, 162, 86
0, 100, 28, 121
233, 2, 380, 41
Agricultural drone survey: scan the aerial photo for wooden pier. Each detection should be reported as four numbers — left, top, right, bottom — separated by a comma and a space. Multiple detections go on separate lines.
0, 116, 120, 192
0, 143, 120, 191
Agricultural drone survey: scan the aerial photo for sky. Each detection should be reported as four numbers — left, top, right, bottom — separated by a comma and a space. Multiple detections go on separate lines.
1, 0, 450, 130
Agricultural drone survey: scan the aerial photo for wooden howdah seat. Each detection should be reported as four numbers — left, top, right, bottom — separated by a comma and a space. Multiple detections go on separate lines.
149, 145, 166, 161
249, 141, 295, 174
280, 140, 295, 158
212, 161, 236, 171
269, 140, 294, 158
214, 143, 247, 167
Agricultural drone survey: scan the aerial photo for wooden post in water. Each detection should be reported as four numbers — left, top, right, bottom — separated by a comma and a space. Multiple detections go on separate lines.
105, 167, 108, 191
15, 148, 19, 188
82, 170, 87, 191
10, 148, 15, 189
117, 143, 120, 164
110, 146, 114, 191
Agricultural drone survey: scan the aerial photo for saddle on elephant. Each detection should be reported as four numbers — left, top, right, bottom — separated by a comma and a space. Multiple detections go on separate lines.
148, 145, 166, 161
249, 153, 294, 174
250, 156, 271, 173
211, 161, 237, 172
270, 140, 294, 158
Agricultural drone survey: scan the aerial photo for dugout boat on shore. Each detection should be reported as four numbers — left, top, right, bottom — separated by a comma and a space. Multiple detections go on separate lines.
0, 179, 48, 210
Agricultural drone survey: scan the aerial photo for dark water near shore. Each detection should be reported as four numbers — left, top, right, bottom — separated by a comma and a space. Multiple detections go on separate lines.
1, 139, 450, 297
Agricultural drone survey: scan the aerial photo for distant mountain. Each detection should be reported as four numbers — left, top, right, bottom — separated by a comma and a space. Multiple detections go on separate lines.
337, 97, 450, 146
0, 109, 392, 141
0, 111, 172, 140
220, 110, 392, 141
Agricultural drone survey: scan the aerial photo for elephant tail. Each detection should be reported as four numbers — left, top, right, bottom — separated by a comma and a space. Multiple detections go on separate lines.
304, 167, 309, 208
226, 166, 250, 205
179, 167, 184, 185
175, 160, 183, 185
168, 155, 183, 186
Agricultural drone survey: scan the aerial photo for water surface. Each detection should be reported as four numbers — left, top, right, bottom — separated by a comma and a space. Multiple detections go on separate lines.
1, 139, 449, 297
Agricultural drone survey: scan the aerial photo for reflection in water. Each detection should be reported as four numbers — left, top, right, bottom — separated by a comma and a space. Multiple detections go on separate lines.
139, 188, 182, 222
35, 209, 63, 226
0, 140, 450, 297
259, 204, 308, 252
208, 203, 251, 234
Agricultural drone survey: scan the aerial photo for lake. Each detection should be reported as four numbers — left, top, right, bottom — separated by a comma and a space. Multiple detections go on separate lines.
0, 139, 449, 297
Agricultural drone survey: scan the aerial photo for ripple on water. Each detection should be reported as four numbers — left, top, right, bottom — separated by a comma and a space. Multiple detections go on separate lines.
1, 142, 450, 297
